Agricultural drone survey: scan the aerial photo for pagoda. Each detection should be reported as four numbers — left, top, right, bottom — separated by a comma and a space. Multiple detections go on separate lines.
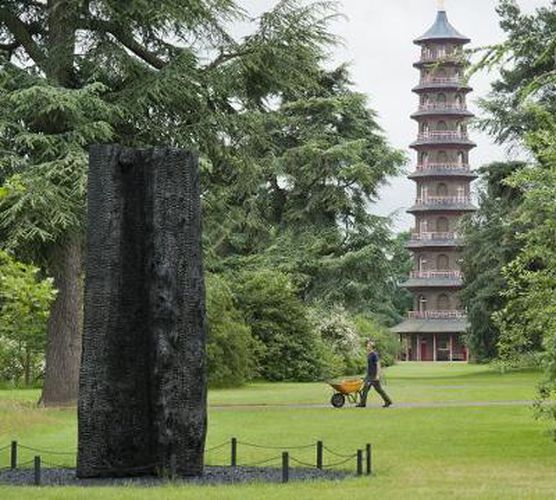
392, 8, 477, 361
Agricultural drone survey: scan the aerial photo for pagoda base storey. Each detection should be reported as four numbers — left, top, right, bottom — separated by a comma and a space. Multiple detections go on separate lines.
397, 332, 468, 362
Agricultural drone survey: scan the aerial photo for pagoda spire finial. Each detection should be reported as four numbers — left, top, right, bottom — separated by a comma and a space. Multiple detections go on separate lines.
437, 0, 446, 10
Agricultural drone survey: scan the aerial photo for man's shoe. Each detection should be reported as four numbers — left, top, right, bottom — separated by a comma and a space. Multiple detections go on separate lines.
382, 402, 392, 408
355, 403, 366, 408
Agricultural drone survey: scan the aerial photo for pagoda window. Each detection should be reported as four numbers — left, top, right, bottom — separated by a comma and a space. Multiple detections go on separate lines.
420, 121, 429, 133
436, 93, 447, 104
420, 152, 429, 164
437, 294, 450, 310
438, 151, 448, 163
419, 255, 428, 271
437, 121, 447, 131
457, 151, 465, 165
436, 183, 448, 197
418, 295, 427, 312
456, 94, 464, 108
437, 254, 450, 270
437, 217, 449, 233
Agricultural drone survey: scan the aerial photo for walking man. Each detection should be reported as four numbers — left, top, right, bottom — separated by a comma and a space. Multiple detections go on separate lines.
357, 340, 393, 408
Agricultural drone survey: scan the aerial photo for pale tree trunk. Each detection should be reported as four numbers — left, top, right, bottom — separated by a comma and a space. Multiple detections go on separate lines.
39, 1, 81, 406
40, 236, 83, 406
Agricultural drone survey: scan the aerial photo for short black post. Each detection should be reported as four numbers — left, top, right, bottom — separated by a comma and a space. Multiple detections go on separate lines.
282, 451, 289, 484
34, 456, 41, 486
10, 441, 17, 470
316, 440, 323, 469
357, 449, 363, 476
231, 437, 237, 467
366, 443, 372, 475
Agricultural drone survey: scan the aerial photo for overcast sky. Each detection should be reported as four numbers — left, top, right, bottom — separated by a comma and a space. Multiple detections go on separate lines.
234, 0, 548, 231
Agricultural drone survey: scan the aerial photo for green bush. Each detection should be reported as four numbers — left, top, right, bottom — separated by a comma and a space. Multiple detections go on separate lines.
206, 273, 260, 387
353, 315, 400, 367
310, 305, 364, 376
0, 250, 56, 386
234, 270, 326, 382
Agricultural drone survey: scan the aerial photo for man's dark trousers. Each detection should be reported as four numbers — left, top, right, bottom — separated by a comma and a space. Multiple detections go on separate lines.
359, 377, 392, 406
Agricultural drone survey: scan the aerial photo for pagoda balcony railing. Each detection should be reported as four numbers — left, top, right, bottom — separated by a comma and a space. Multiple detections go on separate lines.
418, 103, 467, 111
419, 52, 465, 63
419, 76, 464, 85
414, 195, 472, 206
417, 131, 469, 141
408, 310, 466, 320
409, 270, 463, 279
416, 163, 470, 171
410, 231, 460, 241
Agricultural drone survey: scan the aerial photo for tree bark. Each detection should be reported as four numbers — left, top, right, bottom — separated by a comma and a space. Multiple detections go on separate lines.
40, 236, 83, 406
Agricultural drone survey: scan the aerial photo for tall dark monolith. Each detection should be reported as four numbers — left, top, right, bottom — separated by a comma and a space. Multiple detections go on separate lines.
77, 145, 206, 478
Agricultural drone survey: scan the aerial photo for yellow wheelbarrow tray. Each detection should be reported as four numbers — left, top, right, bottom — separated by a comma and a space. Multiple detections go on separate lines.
327, 378, 364, 408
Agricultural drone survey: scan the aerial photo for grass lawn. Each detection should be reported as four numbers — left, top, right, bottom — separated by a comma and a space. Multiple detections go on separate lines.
0, 363, 555, 499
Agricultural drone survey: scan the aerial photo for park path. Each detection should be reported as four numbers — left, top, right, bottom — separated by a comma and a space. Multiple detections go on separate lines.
210, 400, 537, 410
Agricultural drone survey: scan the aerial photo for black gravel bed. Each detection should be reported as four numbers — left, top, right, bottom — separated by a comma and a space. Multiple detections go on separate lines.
0, 466, 350, 487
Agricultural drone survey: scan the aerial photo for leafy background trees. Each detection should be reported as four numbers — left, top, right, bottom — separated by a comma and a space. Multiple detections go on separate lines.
0, 0, 407, 398
0, 250, 56, 386
463, 0, 555, 433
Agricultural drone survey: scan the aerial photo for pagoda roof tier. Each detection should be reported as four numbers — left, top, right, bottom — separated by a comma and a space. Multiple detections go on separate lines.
413, 81, 472, 93
391, 318, 468, 334
401, 277, 463, 289
408, 169, 478, 180
411, 108, 474, 120
406, 239, 463, 249
411, 135, 477, 149
408, 203, 476, 214
413, 58, 467, 69
414, 11, 471, 45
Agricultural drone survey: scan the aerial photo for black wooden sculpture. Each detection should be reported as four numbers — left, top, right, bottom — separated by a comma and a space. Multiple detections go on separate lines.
77, 145, 206, 478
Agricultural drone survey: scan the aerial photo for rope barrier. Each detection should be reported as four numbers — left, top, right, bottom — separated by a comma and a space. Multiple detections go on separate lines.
41, 459, 75, 469
237, 441, 314, 450
205, 441, 228, 452
238, 455, 282, 467
322, 454, 358, 469
289, 455, 316, 468
323, 445, 357, 458
18, 444, 76, 456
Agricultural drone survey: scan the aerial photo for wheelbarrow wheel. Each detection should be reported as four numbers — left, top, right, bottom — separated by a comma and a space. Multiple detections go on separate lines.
330, 393, 346, 408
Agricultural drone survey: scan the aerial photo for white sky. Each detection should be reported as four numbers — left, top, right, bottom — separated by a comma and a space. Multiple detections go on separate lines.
234, 0, 548, 231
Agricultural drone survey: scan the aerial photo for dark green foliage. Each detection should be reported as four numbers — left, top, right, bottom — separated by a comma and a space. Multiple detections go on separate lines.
474, 0, 556, 145
460, 162, 525, 361
234, 270, 326, 382
205, 273, 260, 387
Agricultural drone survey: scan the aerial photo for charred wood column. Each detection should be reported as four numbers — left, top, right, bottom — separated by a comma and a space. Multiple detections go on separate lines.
77, 145, 206, 478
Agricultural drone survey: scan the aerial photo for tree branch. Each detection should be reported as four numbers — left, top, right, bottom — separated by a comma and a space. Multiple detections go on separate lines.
0, 7, 46, 68
77, 18, 166, 70
204, 48, 253, 71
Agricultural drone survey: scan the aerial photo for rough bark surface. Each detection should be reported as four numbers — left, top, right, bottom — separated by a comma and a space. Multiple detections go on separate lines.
40, 237, 83, 406
77, 145, 206, 478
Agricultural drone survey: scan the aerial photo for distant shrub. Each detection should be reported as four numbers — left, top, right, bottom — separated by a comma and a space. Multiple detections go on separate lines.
353, 315, 400, 367
310, 305, 364, 376
233, 270, 326, 382
206, 273, 261, 387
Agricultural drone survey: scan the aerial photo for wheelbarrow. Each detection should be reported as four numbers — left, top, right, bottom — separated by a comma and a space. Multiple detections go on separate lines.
328, 378, 364, 408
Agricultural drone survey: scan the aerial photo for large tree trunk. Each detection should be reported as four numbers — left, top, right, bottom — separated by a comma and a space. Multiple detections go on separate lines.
40, 236, 83, 406
38, 1, 81, 406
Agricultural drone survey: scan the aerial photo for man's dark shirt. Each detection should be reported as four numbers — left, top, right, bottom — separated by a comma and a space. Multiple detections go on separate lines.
367, 351, 379, 379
